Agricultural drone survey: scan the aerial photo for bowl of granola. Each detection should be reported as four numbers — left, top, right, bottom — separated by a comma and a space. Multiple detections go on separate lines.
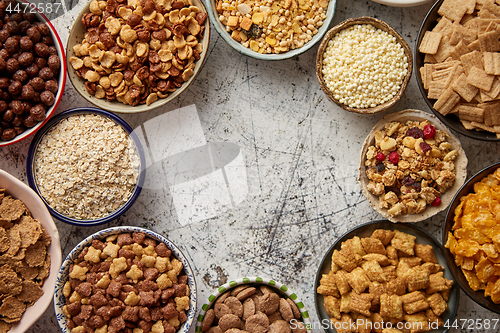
195, 277, 311, 333
66, 0, 209, 113
0, 169, 62, 333
54, 226, 197, 333
26, 107, 145, 226
315, 220, 460, 332
206, 0, 336, 60
358, 109, 468, 222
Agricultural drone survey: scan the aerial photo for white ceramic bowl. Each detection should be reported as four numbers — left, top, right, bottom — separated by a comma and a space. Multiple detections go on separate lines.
0, 169, 62, 332
54, 226, 197, 333
0, 0, 66, 147
370, 0, 434, 7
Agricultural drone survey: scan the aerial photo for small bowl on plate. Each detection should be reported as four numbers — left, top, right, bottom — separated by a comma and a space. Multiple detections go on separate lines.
54, 226, 197, 333
358, 109, 467, 222
415, 0, 500, 141
26, 107, 146, 226
66, 0, 209, 113
443, 162, 500, 314
316, 17, 412, 114
205, 0, 336, 60
195, 277, 312, 333
315, 220, 460, 333
0, 169, 62, 333
0, 0, 66, 147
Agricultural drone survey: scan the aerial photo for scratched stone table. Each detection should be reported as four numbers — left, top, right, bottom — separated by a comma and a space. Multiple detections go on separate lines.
1, 0, 499, 332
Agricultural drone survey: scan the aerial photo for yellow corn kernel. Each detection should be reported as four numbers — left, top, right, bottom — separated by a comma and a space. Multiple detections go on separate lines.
250, 40, 260, 52
266, 34, 277, 46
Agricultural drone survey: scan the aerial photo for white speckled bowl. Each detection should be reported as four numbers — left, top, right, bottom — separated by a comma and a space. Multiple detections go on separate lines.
54, 226, 197, 333
0, 169, 62, 333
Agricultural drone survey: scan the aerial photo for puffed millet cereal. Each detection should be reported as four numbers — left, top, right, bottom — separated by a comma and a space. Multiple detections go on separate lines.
322, 24, 408, 108
34, 114, 140, 220
216, 0, 329, 54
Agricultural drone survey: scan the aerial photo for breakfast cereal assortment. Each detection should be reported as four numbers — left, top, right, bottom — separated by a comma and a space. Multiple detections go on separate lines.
364, 119, 458, 217
61, 232, 190, 333
215, 0, 328, 54
0, 188, 51, 332
445, 167, 500, 304
69, 0, 207, 106
317, 229, 453, 331
200, 283, 307, 333
418, 0, 500, 137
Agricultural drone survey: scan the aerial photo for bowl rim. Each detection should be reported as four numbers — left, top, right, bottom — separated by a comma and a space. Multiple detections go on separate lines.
369, 0, 434, 7
442, 161, 500, 314
314, 219, 460, 333
25, 107, 146, 226
414, 0, 500, 142
205, 0, 337, 60
53, 226, 198, 333
357, 109, 468, 222
65, 0, 210, 113
0, 0, 67, 147
0, 169, 62, 333
194, 276, 312, 333
315, 16, 413, 114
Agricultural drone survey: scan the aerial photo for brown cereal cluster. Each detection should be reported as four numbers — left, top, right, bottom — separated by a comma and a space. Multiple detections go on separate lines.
0, 0, 60, 142
201, 284, 307, 333
0, 188, 52, 332
364, 120, 458, 217
70, 0, 207, 106
62, 232, 190, 333
318, 229, 453, 333
216, 0, 328, 54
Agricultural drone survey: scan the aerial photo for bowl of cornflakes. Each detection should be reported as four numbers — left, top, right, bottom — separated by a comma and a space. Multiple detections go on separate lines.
315, 220, 460, 333
54, 226, 197, 333
0, 169, 62, 333
443, 162, 500, 314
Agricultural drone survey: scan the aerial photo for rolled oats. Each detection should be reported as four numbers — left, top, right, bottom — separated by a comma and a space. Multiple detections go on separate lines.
34, 114, 140, 220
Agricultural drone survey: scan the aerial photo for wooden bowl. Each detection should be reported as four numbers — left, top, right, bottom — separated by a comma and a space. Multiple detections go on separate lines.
316, 17, 413, 114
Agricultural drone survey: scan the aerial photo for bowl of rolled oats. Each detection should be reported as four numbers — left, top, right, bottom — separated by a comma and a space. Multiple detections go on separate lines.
26, 108, 145, 226
54, 226, 197, 333
66, 0, 209, 113
195, 277, 312, 333
315, 220, 460, 333
357, 109, 468, 222
0, 169, 62, 333
206, 0, 336, 59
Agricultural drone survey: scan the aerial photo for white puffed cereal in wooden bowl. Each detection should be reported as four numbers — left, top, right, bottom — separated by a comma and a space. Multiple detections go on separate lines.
316, 17, 413, 114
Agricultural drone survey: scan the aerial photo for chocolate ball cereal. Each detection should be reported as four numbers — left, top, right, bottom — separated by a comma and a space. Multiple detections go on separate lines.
0, 0, 60, 143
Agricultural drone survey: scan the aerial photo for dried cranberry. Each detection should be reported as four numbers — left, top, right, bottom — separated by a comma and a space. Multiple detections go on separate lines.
423, 124, 436, 139
431, 197, 441, 206
376, 152, 385, 162
412, 182, 421, 192
402, 176, 414, 187
406, 127, 424, 139
419, 141, 431, 153
385, 186, 400, 196
376, 163, 385, 173
388, 151, 399, 164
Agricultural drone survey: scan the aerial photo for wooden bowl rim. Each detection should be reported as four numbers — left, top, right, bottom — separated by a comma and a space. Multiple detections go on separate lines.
316, 16, 413, 114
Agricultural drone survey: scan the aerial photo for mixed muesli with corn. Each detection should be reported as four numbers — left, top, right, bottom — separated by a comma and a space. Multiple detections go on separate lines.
364, 120, 458, 217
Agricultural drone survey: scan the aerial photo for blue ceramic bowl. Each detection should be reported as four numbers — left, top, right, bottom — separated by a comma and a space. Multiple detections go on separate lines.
26, 107, 146, 226
54, 226, 197, 333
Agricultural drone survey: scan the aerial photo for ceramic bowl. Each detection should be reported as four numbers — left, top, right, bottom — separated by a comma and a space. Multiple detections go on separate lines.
0, 0, 66, 147
205, 0, 337, 60
0, 169, 62, 333
415, 0, 500, 141
54, 226, 197, 333
358, 109, 468, 222
315, 220, 460, 333
370, 0, 434, 7
26, 108, 146, 226
316, 17, 412, 114
66, 0, 210, 113
195, 277, 312, 333
443, 162, 500, 314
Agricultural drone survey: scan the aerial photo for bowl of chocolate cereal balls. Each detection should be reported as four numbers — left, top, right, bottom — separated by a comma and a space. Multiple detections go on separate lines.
316, 17, 412, 114
206, 0, 337, 60
0, 0, 66, 146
